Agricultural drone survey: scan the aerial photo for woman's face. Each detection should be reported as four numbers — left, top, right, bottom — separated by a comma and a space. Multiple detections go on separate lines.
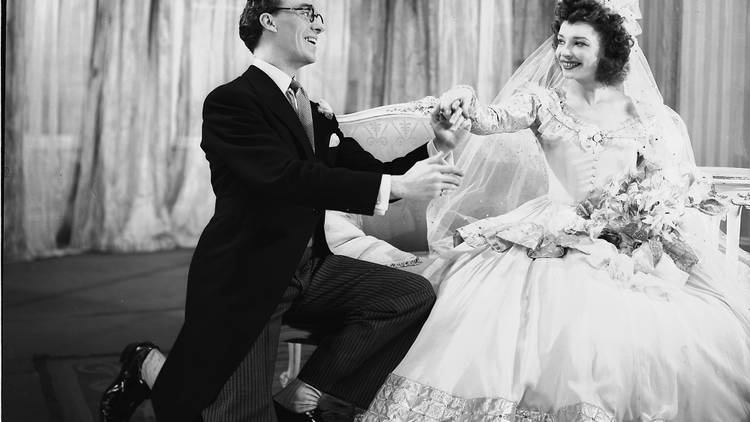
556, 21, 601, 83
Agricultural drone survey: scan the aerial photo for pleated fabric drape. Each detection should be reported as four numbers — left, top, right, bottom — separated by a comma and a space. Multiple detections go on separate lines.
4, 1, 748, 261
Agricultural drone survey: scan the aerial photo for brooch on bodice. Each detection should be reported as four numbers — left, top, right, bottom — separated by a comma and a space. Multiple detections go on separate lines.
579, 129, 608, 153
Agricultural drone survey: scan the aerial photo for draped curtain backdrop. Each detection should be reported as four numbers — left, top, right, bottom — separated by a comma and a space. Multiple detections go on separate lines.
4, 0, 749, 261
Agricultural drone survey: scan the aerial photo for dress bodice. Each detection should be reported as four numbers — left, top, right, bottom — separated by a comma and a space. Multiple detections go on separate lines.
471, 87, 653, 204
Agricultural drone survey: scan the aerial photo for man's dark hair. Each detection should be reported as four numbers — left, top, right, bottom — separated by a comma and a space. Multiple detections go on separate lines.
552, 0, 634, 85
239, 0, 281, 52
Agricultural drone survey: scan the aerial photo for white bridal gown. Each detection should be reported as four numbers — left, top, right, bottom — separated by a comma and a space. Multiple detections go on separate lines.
361, 86, 750, 422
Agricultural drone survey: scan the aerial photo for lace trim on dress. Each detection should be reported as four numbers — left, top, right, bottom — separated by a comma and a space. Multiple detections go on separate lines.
548, 89, 641, 133
359, 373, 617, 422
507, 85, 650, 154
543, 88, 651, 152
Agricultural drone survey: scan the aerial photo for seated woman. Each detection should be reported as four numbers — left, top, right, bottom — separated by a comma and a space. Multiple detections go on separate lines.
360, 0, 750, 421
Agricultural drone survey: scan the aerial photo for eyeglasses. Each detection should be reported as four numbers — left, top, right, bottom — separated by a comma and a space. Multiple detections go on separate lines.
272, 6, 324, 25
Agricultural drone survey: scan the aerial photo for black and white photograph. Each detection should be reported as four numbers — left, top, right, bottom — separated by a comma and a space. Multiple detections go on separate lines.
3, 0, 750, 421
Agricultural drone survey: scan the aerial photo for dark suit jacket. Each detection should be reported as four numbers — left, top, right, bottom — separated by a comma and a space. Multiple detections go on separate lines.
150, 66, 428, 422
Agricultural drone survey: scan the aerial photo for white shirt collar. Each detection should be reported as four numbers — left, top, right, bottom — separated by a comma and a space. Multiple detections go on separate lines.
252, 57, 294, 94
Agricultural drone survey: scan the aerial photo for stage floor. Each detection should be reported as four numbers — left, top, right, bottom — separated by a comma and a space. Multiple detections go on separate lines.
3, 249, 193, 421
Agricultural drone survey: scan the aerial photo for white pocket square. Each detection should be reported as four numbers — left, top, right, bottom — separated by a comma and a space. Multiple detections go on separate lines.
329, 133, 341, 148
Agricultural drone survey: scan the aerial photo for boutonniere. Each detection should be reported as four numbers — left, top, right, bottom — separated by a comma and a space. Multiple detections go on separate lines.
317, 99, 335, 119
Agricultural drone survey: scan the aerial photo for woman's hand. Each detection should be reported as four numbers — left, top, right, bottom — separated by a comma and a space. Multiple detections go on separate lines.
438, 86, 476, 122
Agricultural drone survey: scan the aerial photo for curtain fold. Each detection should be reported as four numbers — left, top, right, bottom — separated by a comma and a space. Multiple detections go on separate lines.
678, 0, 749, 168
4, 0, 748, 261
69, 0, 251, 253
640, 0, 682, 109
5, 0, 97, 259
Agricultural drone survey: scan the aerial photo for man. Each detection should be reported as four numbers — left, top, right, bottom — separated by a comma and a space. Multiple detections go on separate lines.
99, 1, 468, 421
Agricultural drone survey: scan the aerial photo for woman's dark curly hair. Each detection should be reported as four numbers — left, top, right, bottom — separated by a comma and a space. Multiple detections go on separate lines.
552, 0, 634, 85
239, 0, 280, 52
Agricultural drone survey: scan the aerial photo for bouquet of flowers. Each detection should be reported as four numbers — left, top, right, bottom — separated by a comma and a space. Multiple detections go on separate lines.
571, 154, 726, 272
454, 154, 727, 285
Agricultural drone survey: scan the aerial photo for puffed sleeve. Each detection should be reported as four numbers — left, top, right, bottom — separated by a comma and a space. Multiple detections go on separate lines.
470, 91, 542, 135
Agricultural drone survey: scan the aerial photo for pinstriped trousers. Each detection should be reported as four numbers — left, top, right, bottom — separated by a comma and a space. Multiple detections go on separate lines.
201, 253, 436, 422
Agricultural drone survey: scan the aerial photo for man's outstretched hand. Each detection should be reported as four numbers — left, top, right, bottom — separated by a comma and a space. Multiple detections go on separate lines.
431, 105, 472, 151
391, 153, 464, 201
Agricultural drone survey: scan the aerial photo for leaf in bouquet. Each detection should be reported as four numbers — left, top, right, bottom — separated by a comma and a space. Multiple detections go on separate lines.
617, 179, 630, 194
662, 236, 699, 272
647, 199, 661, 213
628, 202, 641, 217
696, 198, 727, 216
636, 151, 645, 168
633, 226, 651, 242
527, 234, 566, 259
622, 222, 645, 239
619, 233, 640, 255
609, 216, 629, 230
648, 238, 664, 264
597, 229, 622, 248
576, 202, 593, 218
578, 196, 604, 218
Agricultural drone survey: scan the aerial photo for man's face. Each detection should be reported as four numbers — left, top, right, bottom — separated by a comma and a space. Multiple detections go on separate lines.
272, 2, 326, 67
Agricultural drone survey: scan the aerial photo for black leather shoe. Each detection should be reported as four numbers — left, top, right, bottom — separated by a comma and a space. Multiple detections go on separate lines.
99, 342, 159, 422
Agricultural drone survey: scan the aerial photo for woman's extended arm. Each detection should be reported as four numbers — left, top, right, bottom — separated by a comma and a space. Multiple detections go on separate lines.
437, 85, 542, 136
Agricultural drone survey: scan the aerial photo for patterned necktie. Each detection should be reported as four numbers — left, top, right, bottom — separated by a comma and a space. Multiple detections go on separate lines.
287, 79, 316, 250
286, 78, 315, 152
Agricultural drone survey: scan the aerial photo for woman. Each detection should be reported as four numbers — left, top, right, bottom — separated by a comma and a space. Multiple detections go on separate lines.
360, 0, 750, 421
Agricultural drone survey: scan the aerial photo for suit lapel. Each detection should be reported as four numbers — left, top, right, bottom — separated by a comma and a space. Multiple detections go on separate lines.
242, 66, 315, 160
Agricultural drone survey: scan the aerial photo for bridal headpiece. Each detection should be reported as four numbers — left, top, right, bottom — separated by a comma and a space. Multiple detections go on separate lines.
594, 0, 642, 36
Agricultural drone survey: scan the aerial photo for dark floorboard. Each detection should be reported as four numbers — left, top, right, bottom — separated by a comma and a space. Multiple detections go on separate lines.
3, 249, 194, 422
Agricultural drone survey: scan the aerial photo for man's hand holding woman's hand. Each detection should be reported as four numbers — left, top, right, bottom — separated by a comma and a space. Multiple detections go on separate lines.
392, 85, 480, 200
431, 86, 477, 151
391, 152, 464, 201
438, 86, 476, 121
